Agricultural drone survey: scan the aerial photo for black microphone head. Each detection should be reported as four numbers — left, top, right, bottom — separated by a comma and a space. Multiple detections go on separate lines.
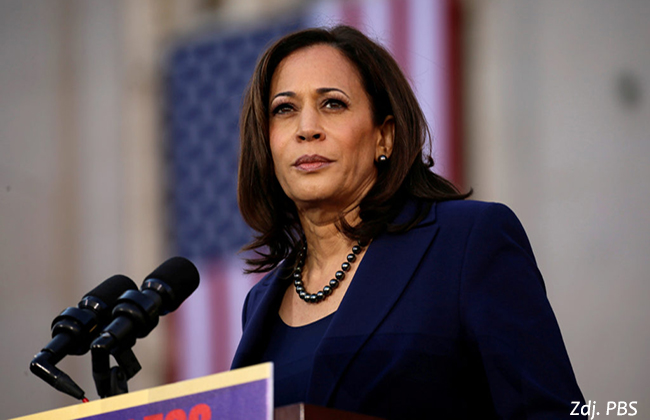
49, 275, 138, 355
142, 257, 200, 313
83, 275, 138, 305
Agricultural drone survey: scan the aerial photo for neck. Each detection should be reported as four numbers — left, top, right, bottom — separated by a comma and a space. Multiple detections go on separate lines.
298, 206, 359, 271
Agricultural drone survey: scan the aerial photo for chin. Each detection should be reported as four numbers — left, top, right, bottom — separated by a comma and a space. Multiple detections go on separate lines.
285, 183, 336, 203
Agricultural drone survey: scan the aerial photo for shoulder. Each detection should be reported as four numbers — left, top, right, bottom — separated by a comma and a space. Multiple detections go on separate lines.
405, 199, 525, 233
436, 200, 527, 237
433, 200, 539, 272
434, 199, 520, 225
406, 199, 534, 257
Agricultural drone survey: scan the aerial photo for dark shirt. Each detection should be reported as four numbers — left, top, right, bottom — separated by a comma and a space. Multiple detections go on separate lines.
260, 311, 335, 407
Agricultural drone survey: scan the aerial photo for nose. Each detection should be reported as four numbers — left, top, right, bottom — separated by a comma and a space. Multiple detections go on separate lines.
298, 132, 321, 140
296, 108, 324, 141
298, 131, 322, 141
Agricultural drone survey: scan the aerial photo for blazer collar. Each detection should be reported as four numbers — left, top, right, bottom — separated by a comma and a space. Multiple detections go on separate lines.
230, 264, 289, 369
307, 201, 439, 405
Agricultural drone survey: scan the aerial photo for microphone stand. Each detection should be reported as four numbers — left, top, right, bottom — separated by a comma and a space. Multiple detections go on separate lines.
89, 288, 154, 398
90, 286, 163, 398
91, 330, 142, 398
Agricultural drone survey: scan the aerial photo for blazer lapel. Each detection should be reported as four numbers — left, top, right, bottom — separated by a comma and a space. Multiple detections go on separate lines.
307, 202, 440, 405
230, 265, 288, 369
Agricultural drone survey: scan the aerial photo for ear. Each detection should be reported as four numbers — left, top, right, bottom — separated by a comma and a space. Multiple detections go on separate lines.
375, 115, 395, 160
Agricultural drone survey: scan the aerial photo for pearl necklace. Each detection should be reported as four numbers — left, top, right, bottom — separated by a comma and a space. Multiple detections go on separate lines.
292, 240, 365, 303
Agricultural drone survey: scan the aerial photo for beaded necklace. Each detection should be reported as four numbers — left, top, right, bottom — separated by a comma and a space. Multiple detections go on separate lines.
292, 240, 365, 303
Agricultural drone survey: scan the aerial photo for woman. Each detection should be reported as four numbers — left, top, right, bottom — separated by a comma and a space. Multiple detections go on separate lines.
231, 25, 584, 419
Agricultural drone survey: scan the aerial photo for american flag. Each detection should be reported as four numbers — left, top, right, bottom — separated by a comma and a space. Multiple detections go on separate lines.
165, 0, 462, 383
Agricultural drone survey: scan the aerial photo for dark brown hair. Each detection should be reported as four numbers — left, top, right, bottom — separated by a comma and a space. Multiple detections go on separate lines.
238, 25, 469, 273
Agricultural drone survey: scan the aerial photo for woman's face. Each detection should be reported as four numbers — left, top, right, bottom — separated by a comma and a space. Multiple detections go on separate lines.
268, 44, 393, 214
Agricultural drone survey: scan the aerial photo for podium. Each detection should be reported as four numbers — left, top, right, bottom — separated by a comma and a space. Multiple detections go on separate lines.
275, 403, 383, 420
12, 363, 383, 420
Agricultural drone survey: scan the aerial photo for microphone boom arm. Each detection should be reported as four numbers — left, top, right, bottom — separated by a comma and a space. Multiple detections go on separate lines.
90, 289, 158, 398
91, 334, 141, 398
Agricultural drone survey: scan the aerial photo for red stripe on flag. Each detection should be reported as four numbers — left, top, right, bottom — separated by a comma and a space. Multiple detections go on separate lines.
445, 0, 464, 188
341, 1, 361, 28
390, 0, 411, 75
208, 261, 232, 373
165, 308, 180, 383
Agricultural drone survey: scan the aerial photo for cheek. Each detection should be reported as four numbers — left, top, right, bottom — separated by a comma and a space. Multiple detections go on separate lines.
268, 131, 284, 165
269, 120, 291, 154
268, 136, 289, 188
345, 125, 379, 159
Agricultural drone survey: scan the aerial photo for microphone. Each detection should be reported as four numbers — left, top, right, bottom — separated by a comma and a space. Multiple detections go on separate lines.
90, 257, 199, 398
91, 257, 200, 355
30, 275, 138, 400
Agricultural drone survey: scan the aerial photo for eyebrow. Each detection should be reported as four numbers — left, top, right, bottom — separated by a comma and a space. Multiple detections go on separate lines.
270, 87, 350, 102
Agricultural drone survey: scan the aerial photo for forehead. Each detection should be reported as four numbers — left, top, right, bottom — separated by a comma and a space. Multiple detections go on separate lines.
270, 44, 364, 94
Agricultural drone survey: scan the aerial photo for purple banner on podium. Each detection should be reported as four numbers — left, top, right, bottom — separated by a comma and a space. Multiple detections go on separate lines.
12, 363, 273, 420
82, 380, 267, 420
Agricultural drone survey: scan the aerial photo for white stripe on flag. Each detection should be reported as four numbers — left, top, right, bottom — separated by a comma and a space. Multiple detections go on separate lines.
410, 0, 450, 178
225, 258, 259, 364
358, 0, 392, 48
176, 262, 213, 379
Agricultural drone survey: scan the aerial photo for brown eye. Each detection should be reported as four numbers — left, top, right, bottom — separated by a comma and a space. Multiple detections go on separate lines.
271, 103, 294, 115
324, 99, 347, 110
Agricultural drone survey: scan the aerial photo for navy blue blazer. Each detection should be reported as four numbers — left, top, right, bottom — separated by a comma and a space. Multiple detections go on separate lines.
231, 200, 585, 419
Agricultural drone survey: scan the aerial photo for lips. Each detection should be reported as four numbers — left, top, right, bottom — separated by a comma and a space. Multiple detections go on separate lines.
293, 154, 333, 171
